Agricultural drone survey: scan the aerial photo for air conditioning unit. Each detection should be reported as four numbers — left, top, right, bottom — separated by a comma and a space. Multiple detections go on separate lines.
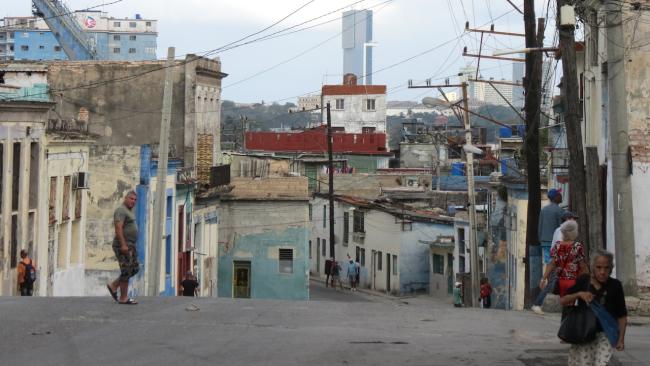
74, 172, 89, 189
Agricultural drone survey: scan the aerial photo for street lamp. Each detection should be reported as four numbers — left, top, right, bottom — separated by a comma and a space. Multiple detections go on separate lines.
422, 84, 481, 308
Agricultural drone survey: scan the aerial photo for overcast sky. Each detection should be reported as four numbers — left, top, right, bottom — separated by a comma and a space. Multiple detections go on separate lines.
4, 0, 559, 103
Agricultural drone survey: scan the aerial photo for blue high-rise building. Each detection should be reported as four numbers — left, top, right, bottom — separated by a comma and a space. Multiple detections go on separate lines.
342, 9, 374, 85
0, 11, 157, 61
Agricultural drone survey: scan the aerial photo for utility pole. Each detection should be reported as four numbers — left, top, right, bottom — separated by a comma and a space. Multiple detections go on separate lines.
327, 103, 335, 259
148, 47, 175, 296
557, 0, 589, 254
523, 0, 545, 306
605, 0, 637, 295
461, 82, 480, 309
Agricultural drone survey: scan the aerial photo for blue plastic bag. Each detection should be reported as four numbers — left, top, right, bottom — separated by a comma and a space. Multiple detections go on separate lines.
590, 302, 619, 347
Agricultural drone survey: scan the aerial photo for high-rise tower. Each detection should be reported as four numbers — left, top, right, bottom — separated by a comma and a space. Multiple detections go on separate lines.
342, 9, 374, 85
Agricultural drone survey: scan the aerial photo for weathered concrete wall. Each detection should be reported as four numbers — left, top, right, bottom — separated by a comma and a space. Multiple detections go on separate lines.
322, 93, 387, 133
487, 190, 508, 309
624, 11, 650, 288
46, 61, 187, 155
217, 201, 309, 300
46, 140, 90, 296
399, 143, 439, 168
85, 145, 140, 274
193, 205, 219, 297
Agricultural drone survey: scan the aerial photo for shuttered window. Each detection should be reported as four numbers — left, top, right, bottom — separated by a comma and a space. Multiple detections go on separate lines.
279, 249, 293, 274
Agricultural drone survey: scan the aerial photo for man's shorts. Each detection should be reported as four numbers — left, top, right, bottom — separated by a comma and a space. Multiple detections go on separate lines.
113, 245, 140, 282
541, 241, 552, 265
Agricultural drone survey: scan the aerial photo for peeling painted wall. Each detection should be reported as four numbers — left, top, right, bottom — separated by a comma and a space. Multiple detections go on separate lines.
84, 145, 140, 292
399, 143, 439, 168
218, 201, 309, 300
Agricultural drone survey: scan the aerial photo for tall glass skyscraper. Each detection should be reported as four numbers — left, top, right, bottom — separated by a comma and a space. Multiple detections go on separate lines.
342, 9, 373, 85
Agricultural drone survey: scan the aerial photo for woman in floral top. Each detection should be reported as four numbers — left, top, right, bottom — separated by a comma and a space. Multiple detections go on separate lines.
543, 220, 588, 296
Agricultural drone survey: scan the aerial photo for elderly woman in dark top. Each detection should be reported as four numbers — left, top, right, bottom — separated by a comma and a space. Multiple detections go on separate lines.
560, 249, 627, 366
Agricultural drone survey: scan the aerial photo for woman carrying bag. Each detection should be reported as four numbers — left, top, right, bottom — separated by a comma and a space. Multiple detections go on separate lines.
559, 249, 628, 366
541, 220, 588, 297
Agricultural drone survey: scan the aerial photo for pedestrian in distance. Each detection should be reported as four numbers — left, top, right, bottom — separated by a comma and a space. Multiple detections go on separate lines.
324, 258, 333, 288
480, 278, 492, 309
347, 259, 357, 291
532, 211, 579, 315
538, 188, 565, 272
560, 249, 627, 366
106, 191, 140, 305
330, 260, 342, 290
17, 249, 36, 296
180, 271, 200, 297
453, 282, 463, 308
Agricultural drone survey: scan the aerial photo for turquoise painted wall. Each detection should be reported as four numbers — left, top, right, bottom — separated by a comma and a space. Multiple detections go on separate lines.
218, 226, 309, 300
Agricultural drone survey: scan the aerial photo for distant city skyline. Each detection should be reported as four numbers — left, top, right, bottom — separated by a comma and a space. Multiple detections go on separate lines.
2, 0, 558, 103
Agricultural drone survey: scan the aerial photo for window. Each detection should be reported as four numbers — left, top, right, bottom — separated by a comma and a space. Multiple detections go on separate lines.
129, 35, 137, 41
62, 176, 71, 221
146, 21, 152, 26
113, 35, 121, 41
323, 205, 327, 228
366, 99, 376, 111
22, 32, 29, 38
279, 248, 293, 274
432, 254, 444, 274
129, 22, 137, 28
355, 246, 360, 262
360, 248, 365, 266
377, 251, 382, 270
309, 240, 312, 259
39, 45, 44, 49
114, 21, 121, 27
353, 210, 364, 233
458, 228, 466, 254
392, 255, 398, 275
54, 46, 61, 52
343, 212, 349, 245
113, 48, 120, 53
20, 45, 29, 51
335, 98, 344, 110
129, 48, 136, 54
459, 256, 466, 273
362, 127, 376, 134
322, 239, 326, 256
49, 177, 57, 224
308, 204, 312, 221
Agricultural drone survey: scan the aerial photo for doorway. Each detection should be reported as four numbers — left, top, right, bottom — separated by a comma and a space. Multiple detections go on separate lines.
233, 261, 251, 298
316, 240, 321, 273
447, 253, 454, 294
371, 250, 376, 290
386, 253, 391, 293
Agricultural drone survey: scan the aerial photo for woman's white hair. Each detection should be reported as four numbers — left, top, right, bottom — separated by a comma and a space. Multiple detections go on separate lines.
590, 248, 615, 273
560, 220, 579, 241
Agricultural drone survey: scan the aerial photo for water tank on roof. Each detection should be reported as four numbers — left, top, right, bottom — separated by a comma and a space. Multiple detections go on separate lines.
499, 127, 513, 138
135, 14, 142, 20
451, 162, 465, 176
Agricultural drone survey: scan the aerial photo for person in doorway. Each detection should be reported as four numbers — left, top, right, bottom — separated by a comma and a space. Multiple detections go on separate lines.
480, 278, 492, 309
560, 249, 627, 366
532, 211, 578, 314
106, 191, 140, 305
453, 282, 463, 307
180, 271, 199, 297
347, 259, 357, 291
17, 249, 36, 296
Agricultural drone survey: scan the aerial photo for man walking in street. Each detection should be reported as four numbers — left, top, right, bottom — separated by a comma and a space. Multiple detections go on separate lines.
538, 188, 564, 264
17, 249, 36, 296
106, 191, 140, 305
347, 259, 357, 291
180, 271, 200, 297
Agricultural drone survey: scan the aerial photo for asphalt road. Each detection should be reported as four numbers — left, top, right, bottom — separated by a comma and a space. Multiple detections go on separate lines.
1, 287, 648, 366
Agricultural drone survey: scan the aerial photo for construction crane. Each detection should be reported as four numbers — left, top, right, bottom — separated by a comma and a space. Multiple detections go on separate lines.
32, 0, 97, 60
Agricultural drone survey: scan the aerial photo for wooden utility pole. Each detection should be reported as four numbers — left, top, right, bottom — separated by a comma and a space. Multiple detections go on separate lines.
148, 47, 175, 296
557, 0, 589, 254
523, 0, 545, 306
326, 103, 335, 259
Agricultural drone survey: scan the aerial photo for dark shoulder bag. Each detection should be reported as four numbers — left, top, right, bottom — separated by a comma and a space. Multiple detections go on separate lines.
557, 281, 598, 344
